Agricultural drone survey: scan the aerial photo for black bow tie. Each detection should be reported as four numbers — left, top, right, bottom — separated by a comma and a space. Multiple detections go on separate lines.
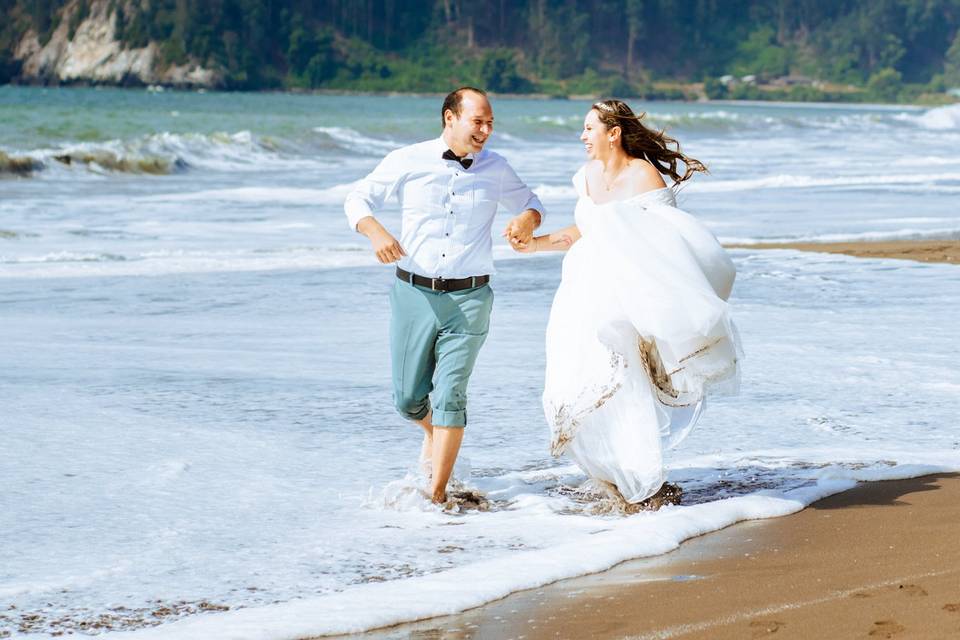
442, 149, 473, 169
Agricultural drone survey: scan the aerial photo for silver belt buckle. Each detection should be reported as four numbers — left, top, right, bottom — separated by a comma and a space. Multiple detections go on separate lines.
431, 277, 442, 291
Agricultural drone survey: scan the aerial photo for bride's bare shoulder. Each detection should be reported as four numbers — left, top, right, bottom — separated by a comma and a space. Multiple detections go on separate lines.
625, 158, 667, 194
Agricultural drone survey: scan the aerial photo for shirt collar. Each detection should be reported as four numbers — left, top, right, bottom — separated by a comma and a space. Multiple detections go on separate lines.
436, 136, 479, 162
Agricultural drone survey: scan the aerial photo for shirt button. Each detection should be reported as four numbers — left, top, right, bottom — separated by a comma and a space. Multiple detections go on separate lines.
442, 253, 446, 257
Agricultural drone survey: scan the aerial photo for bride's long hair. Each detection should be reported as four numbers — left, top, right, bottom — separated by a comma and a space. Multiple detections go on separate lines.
592, 99, 706, 184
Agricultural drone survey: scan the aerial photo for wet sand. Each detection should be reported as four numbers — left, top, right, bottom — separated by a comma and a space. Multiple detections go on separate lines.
353, 474, 960, 639
726, 239, 960, 264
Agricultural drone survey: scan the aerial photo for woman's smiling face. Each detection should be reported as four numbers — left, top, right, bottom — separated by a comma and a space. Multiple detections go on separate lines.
581, 108, 610, 160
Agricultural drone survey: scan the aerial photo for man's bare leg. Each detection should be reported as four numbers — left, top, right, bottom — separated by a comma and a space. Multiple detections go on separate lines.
430, 426, 464, 503
414, 411, 433, 476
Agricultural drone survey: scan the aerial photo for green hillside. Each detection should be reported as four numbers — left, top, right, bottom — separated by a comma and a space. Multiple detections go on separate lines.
2, 0, 960, 102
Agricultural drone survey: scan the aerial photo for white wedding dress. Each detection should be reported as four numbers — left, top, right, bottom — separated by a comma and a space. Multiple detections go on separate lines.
542, 168, 741, 503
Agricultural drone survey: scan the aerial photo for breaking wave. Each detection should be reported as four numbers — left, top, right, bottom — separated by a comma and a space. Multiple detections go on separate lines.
894, 103, 960, 131
1, 130, 309, 177
0, 151, 45, 177
312, 126, 403, 155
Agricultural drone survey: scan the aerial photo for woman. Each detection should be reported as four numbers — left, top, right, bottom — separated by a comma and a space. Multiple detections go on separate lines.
512, 100, 741, 507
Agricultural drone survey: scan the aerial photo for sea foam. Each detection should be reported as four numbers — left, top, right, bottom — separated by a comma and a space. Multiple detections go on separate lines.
104, 457, 960, 639
895, 103, 960, 131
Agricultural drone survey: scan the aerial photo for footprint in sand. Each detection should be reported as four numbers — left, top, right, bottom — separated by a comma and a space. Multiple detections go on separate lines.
943, 602, 960, 613
748, 619, 785, 637
869, 620, 905, 638
898, 584, 928, 597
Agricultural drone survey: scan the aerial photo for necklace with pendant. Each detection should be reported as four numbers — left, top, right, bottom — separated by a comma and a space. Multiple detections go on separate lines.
602, 161, 629, 190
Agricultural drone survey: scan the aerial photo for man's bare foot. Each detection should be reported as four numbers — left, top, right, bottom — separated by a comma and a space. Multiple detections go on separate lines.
418, 434, 433, 477
446, 489, 490, 511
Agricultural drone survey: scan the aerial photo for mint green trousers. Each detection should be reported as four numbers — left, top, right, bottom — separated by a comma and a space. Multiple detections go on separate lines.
389, 279, 493, 428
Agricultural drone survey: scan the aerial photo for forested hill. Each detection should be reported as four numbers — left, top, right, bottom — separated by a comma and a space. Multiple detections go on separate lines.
3, 0, 960, 102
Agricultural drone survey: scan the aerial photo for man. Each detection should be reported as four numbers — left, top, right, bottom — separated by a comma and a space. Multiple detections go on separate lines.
344, 87, 544, 504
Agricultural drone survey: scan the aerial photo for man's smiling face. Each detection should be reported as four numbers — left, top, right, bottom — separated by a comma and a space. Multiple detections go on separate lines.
444, 91, 494, 156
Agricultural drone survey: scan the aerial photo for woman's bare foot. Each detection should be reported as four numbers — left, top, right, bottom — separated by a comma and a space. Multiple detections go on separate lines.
634, 482, 682, 512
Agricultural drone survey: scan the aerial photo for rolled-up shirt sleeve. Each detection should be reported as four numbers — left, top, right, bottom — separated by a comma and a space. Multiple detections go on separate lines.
343, 150, 404, 231
498, 162, 545, 221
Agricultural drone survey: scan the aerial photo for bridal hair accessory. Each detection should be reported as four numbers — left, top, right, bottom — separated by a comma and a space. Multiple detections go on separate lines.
593, 101, 615, 113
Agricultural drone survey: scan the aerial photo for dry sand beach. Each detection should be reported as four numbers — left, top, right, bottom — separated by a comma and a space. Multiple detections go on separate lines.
727, 239, 960, 264
351, 243, 960, 640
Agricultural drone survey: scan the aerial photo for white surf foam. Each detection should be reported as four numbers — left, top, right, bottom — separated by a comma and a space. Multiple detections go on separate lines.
0, 245, 376, 279
493, 131, 525, 143
894, 103, 960, 131
137, 183, 359, 205
721, 227, 960, 245
533, 170, 960, 201
533, 115, 578, 126
0, 241, 543, 279
313, 126, 402, 154
103, 456, 960, 639
688, 171, 960, 193
532, 183, 578, 199
865, 216, 956, 225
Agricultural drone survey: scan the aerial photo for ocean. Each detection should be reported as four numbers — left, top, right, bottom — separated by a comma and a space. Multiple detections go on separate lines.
1, 86, 959, 638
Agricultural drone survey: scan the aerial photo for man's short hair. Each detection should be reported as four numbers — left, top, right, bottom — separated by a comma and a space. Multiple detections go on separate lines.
441, 86, 487, 129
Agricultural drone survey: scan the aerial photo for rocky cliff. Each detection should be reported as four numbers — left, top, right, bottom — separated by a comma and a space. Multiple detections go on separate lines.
13, 0, 221, 89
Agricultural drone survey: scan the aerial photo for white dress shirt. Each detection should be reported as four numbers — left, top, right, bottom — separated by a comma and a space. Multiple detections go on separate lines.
344, 136, 545, 278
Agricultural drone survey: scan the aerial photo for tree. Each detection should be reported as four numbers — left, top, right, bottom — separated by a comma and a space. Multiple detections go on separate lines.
945, 30, 960, 88
731, 26, 789, 78
703, 77, 728, 99
867, 67, 903, 101
624, 0, 644, 79
480, 48, 531, 93
287, 18, 318, 76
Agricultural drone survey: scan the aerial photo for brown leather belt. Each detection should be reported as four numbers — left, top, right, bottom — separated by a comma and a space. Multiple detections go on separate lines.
396, 267, 489, 292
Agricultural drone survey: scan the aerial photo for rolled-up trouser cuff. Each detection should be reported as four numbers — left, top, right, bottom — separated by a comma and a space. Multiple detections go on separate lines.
431, 409, 466, 428
397, 398, 430, 421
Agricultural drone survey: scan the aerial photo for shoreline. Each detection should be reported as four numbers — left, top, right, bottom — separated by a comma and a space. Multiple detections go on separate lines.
355, 473, 960, 639
1, 83, 956, 108
726, 239, 960, 264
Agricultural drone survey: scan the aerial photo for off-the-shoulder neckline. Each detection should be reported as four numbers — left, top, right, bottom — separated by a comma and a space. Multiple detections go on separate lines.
574, 167, 673, 207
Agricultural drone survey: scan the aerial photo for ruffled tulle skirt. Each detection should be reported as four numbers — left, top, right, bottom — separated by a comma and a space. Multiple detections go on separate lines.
542, 203, 741, 503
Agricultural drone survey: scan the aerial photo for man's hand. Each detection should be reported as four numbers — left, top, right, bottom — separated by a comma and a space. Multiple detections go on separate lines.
502, 209, 541, 251
357, 216, 406, 264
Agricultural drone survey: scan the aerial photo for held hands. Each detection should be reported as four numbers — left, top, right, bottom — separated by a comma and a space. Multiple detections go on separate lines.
503, 209, 541, 252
